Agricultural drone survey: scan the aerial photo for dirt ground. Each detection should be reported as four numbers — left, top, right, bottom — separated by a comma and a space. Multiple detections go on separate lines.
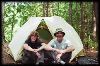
1, 43, 98, 64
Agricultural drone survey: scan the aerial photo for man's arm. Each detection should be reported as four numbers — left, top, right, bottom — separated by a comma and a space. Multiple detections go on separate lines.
44, 45, 75, 54
43, 39, 60, 51
59, 45, 75, 54
51, 45, 75, 54
43, 44, 61, 53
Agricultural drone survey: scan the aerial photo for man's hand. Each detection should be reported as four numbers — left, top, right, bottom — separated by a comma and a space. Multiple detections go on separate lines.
56, 53, 62, 59
56, 53, 62, 63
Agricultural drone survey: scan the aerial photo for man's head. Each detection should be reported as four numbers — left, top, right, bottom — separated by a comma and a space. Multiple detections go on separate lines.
54, 28, 65, 42
28, 31, 39, 42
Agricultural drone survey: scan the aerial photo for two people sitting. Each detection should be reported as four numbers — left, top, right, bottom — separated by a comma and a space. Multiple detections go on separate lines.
22, 28, 75, 64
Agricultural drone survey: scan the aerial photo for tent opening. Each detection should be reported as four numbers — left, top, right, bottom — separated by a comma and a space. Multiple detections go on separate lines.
36, 20, 53, 44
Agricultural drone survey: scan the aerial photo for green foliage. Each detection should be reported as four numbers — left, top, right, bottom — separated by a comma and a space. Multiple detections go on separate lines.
3, 2, 97, 49
84, 35, 98, 50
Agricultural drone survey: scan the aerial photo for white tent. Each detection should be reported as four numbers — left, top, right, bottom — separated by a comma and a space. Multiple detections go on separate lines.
8, 16, 83, 62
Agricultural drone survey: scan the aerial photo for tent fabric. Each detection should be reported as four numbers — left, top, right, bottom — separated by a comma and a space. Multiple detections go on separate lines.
8, 16, 83, 62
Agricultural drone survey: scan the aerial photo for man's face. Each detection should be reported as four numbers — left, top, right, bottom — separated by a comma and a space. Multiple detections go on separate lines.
56, 32, 64, 42
31, 35, 37, 42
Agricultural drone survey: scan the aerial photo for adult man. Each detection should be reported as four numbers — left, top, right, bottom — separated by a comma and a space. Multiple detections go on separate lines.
22, 31, 46, 64
44, 28, 75, 64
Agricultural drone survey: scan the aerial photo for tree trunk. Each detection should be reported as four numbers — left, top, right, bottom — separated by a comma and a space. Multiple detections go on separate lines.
20, 17, 21, 27
43, 2, 45, 17
35, 5, 38, 17
95, 2, 98, 41
42, 2, 49, 17
64, 2, 67, 21
2, 2, 6, 43
57, 2, 59, 16
11, 2, 15, 40
20, 10, 22, 27
92, 2, 98, 40
52, 3, 54, 16
11, 15, 14, 41
80, 2, 84, 42
45, 2, 49, 17
69, 2, 72, 25
83, 3, 88, 40
75, 2, 79, 33
36, 11, 38, 17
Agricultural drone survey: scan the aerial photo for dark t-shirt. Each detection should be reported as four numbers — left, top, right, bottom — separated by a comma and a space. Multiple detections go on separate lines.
25, 38, 43, 49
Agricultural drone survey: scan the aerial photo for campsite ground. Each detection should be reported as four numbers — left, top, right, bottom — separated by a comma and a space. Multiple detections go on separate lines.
2, 43, 16, 64
2, 43, 98, 64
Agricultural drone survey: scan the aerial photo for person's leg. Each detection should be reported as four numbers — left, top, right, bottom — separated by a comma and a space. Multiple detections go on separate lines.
60, 52, 72, 63
22, 50, 31, 64
22, 55, 30, 64
36, 50, 44, 64
44, 50, 57, 63
22, 50, 37, 64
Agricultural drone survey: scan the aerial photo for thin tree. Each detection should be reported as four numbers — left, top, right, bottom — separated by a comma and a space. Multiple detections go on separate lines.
11, 2, 15, 40
57, 2, 59, 16
45, 2, 49, 17
2, 2, 6, 43
35, 3, 38, 17
43, 2, 45, 17
92, 2, 97, 40
52, 2, 54, 16
69, 2, 72, 25
75, 2, 79, 33
80, 2, 84, 42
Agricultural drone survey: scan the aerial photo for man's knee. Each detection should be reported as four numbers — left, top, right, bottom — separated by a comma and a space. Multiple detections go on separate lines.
61, 52, 72, 63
